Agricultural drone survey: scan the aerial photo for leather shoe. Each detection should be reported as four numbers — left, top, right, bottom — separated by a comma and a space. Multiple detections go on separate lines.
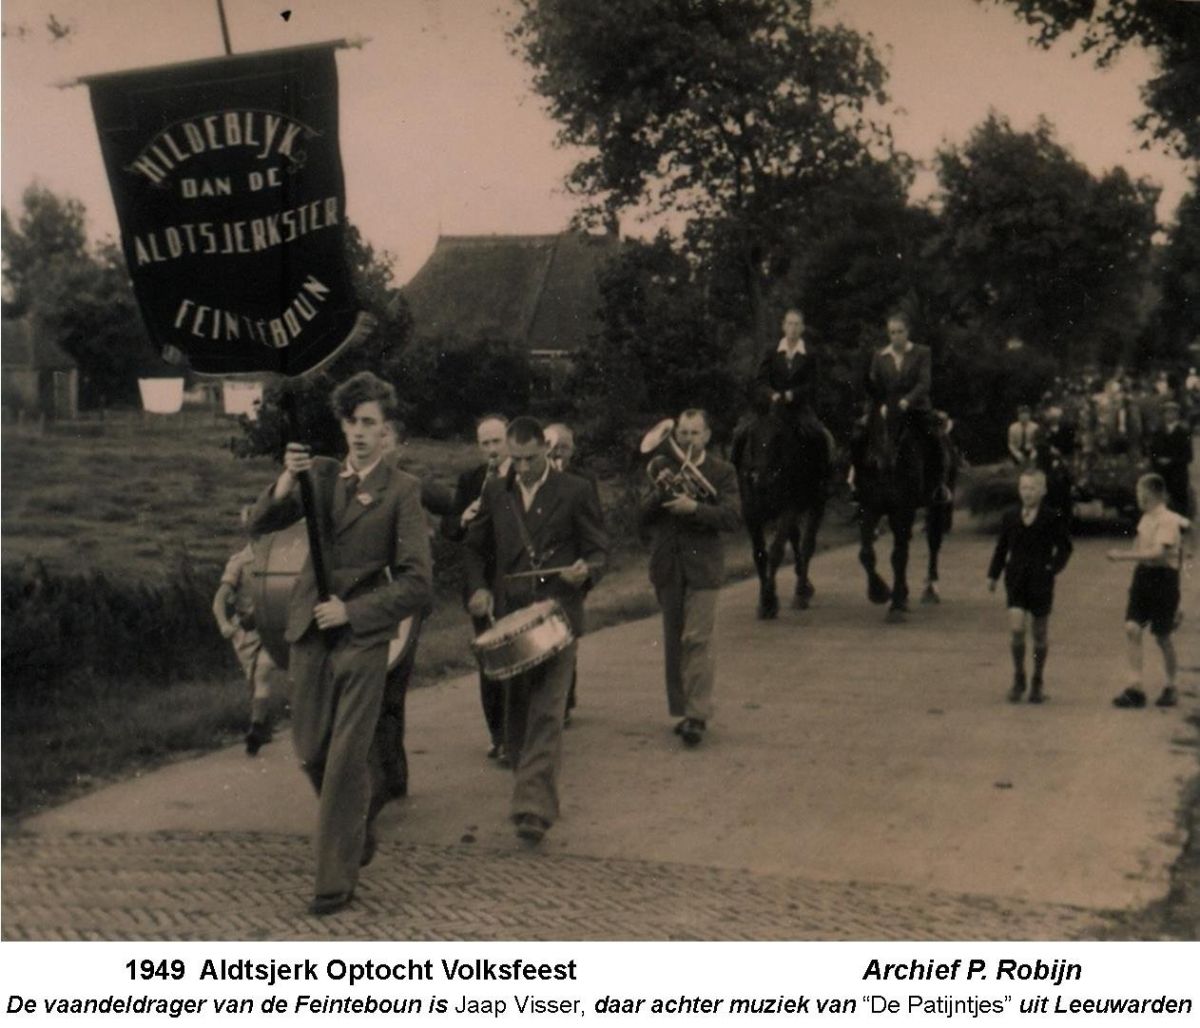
680, 718, 704, 747
515, 813, 549, 844
307, 891, 354, 916
1113, 686, 1147, 709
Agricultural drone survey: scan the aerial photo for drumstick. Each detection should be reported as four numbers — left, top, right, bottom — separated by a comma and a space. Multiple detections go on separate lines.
504, 562, 596, 580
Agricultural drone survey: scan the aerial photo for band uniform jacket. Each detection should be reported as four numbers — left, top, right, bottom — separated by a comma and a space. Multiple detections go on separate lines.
464, 468, 608, 637
640, 454, 741, 591
866, 344, 932, 412
754, 344, 819, 418
987, 504, 1073, 590
249, 455, 433, 645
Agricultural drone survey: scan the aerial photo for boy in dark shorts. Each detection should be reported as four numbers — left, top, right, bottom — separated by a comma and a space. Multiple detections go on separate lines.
1109, 474, 1190, 709
987, 469, 1073, 703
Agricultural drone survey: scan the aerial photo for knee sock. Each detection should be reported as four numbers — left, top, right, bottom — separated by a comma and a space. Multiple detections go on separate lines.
1032, 646, 1048, 685
1010, 635, 1026, 679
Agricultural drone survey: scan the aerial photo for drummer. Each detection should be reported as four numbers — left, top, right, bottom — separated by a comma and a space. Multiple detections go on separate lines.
464, 416, 608, 844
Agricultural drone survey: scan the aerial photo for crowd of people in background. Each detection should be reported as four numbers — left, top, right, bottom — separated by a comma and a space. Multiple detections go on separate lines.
1006, 364, 1196, 518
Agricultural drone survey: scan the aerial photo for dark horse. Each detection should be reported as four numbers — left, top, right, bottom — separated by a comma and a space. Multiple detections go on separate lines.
731, 412, 830, 619
852, 406, 945, 619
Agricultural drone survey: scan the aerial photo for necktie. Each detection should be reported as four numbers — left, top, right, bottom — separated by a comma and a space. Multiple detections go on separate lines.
341, 472, 360, 508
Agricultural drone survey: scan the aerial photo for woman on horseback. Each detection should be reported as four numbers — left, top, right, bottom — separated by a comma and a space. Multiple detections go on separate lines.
752, 308, 831, 482
864, 312, 947, 504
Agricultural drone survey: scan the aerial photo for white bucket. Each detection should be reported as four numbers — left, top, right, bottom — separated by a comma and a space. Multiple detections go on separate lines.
138, 377, 185, 414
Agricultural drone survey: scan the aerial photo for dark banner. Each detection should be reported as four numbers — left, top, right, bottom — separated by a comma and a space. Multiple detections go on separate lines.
88, 44, 369, 376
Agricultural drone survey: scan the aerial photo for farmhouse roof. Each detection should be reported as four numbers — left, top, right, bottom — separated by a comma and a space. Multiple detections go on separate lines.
1, 317, 77, 371
402, 232, 619, 353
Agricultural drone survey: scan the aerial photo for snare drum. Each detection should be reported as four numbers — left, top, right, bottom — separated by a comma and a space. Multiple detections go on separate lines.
470, 600, 574, 681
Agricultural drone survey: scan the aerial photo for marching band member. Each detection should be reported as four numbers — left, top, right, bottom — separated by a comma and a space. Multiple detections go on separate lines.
639, 409, 740, 748
366, 418, 455, 810
464, 417, 608, 844
249, 371, 432, 916
443, 414, 512, 762
544, 421, 601, 724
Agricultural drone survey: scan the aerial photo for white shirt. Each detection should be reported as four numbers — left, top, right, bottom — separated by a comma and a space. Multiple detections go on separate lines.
518, 462, 551, 511
1135, 505, 1190, 570
341, 455, 382, 483
777, 336, 807, 361
883, 343, 913, 370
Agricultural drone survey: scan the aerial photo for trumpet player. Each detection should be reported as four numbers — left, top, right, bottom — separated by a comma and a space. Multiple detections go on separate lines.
442, 414, 512, 762
639, 409, 741, 748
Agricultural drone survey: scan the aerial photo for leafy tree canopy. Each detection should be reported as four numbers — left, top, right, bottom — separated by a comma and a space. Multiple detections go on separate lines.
1, 182, 88, 313
982, 0, 1200, 161
934, 112, 1159, 367
510, 0, 903, 343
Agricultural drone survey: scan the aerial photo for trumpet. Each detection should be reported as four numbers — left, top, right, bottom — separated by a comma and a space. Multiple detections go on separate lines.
639, 418, 718, 500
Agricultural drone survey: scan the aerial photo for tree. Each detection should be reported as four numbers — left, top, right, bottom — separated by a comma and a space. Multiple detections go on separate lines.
35, 241, 165, 408
510, 0, 897, 347
983, 0, 1200, 161
2, 184, 164, 407
567, 234, 739, 448
934, 113, 1159, 368
1156, 181, 1200, 359
1, 182, 88, 314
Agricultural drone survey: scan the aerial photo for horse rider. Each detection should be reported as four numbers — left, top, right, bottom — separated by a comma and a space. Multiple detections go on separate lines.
753, 308, 832, 483
864, 311, 948, 503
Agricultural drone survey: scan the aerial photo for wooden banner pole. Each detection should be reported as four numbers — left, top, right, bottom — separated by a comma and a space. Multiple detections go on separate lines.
215, 0, 234, 56
281, 386, 332, 603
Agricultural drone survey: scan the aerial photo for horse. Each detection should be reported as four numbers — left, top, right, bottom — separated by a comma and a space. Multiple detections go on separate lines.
851, 406, 940, 620
731, 410, 830, 619
917, 421, 960, 604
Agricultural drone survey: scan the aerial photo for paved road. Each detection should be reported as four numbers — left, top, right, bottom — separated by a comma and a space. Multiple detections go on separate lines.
4, 527, 1196, 939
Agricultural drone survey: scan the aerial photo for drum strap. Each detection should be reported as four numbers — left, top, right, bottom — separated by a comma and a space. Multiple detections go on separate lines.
507, 492, 543, 571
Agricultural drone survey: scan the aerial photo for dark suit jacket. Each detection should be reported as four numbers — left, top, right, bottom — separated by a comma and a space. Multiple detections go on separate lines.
464, 468, 608, 636
441, 463, 492, 543
1148, 424, 1193, 472
754, 344, 819, 416
639, 453, 741, 590
249, 456, 433, 645
987, 505, 1073, 588
866, 344, 932, 412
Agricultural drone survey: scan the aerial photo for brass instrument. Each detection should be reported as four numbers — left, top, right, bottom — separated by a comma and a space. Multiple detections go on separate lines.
639, 418, 718, 500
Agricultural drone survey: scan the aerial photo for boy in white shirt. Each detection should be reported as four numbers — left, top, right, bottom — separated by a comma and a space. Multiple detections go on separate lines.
1108, 474, 1190, 709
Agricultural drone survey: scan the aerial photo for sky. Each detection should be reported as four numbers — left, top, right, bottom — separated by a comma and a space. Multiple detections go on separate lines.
1, 0, 1192, 284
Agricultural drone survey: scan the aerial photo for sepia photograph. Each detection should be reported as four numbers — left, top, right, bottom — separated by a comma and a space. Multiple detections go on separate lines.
1, 0, 1197, 943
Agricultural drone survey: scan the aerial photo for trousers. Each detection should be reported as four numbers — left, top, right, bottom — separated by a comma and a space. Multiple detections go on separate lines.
505, 642, 576, 824
656, 582, 719, 721
289, 628, 388, 897
472, 614, 506, 746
